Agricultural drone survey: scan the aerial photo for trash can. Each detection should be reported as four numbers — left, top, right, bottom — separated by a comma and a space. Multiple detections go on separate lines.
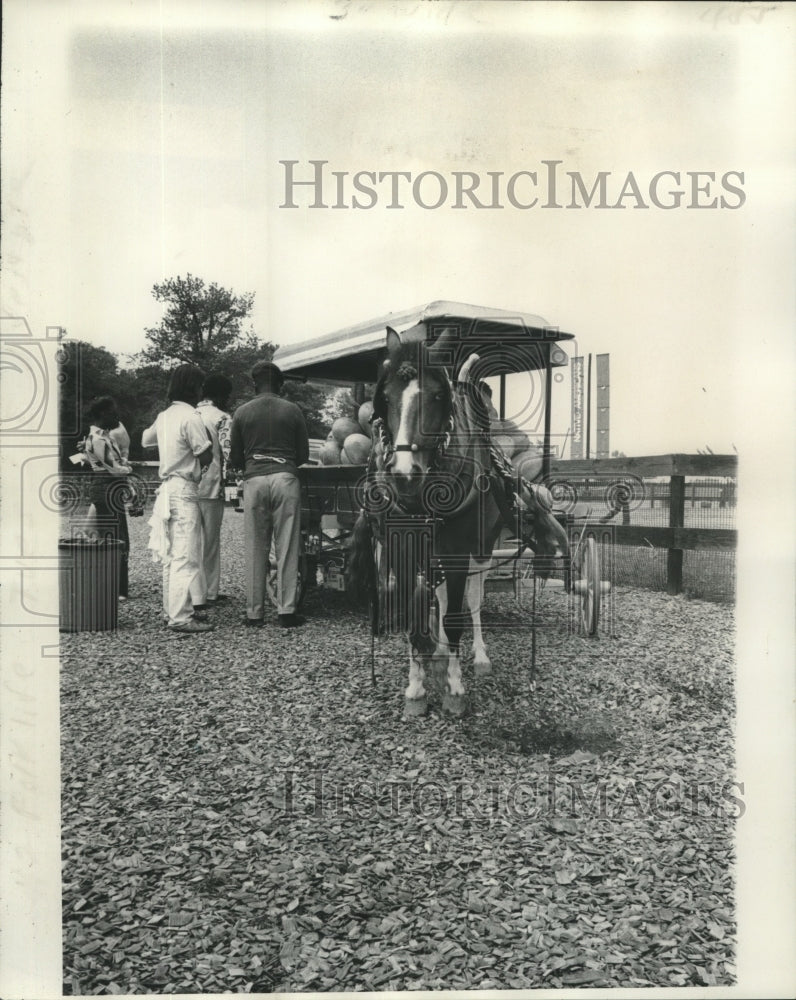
59, 538, 123, 632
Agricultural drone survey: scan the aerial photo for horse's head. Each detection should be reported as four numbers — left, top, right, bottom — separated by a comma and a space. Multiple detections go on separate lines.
373, 327, 454, 500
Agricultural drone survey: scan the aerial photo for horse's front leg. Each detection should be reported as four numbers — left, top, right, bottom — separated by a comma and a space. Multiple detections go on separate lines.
433, 579, 449, 658
467, 557, 492, 676
440, 565, 468, 717
404, 641, 428, 718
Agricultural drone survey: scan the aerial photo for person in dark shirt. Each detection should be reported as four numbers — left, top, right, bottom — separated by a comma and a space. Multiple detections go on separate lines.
229, 360, 309, 628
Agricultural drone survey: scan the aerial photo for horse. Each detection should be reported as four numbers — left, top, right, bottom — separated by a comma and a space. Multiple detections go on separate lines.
347, 324, 569, 718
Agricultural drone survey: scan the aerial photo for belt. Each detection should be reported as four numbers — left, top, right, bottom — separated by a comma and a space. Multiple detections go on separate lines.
252, 454, 287, 463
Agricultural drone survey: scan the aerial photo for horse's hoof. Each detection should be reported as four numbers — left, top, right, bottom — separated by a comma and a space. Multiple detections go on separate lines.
442, 693, 467, 717
474, 657, 492, 677
403, 696, 428, 719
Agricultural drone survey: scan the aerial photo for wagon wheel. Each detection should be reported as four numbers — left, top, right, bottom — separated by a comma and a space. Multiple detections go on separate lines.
575, 534, 601, 636
266, 545, 309, 612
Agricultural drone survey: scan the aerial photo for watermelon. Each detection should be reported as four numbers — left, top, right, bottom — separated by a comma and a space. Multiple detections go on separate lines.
513, 446, 543, 482
358, 400, 374, 437
502, 421, 530, 457
342, 433, 372, 465
331, 416, 361, 446
319, 440, 342, 465
491, 418, 530, 457
492, 432, 516, 457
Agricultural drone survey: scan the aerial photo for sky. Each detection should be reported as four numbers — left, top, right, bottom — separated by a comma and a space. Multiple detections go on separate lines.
3, 0, 793, 458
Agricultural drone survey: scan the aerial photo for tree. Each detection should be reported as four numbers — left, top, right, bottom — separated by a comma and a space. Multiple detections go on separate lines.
142, 274, 256, 366
283, 380, 335, 440
115, 363, 170, 460
213, 336, 335, 438
136, 273, 336, 442
58, 340, 122, 465
204, 333, 278, 412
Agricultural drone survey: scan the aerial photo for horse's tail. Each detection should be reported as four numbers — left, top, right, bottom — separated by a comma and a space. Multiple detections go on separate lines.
345, 511, 378, 607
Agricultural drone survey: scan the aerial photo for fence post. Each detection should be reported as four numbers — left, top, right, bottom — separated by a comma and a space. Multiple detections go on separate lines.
667, 474, 685, 594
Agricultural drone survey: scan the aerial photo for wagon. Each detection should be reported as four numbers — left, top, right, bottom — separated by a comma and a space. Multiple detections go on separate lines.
271, 301, 608, 636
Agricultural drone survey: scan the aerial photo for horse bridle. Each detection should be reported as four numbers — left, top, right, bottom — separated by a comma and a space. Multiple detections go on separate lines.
371, 358, 456, 475
371, 411, 455, 473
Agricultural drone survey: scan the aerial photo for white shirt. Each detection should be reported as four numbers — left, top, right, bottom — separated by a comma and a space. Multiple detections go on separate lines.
142, 402, 211, 482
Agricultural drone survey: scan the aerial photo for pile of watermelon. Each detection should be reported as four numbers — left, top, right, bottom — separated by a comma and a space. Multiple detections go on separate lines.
319, 401, 375, 465
490, 417, 543, 482
481, 388, 542, 480
319, 395, 542, 481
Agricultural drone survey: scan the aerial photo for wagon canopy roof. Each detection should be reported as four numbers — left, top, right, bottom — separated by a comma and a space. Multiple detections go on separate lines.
273, 300, 575, 385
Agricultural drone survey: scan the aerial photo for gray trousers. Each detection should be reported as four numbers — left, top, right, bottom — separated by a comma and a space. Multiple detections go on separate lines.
243, 472, 301, 618
190, 497, 225, 604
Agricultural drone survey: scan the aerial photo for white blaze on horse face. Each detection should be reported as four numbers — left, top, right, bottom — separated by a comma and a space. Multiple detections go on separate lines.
392, 379, 424, 477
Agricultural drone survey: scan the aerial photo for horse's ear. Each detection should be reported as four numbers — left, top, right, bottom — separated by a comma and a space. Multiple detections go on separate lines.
386, 326, 401, 354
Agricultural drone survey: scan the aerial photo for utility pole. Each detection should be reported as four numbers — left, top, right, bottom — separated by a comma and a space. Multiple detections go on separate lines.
585, 353, 592, 460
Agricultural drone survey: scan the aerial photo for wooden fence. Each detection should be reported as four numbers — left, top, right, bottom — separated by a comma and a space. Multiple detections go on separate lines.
547, 454, 737, 595
128, 453, 737, 597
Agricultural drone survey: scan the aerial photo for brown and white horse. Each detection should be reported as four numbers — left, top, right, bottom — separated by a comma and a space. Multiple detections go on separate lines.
348, 326, 568, 718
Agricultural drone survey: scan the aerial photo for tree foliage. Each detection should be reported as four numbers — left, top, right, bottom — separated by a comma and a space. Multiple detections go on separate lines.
142, 274, 256, 366
137, 273, 337, 440
58, 340, 171, 464
282, 381, 334, 440
58, 340, 122, 463
59, 276, 341, 465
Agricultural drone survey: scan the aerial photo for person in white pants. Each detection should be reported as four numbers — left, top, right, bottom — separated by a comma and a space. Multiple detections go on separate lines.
191, 374, 233, 610
142, 365, 215, 635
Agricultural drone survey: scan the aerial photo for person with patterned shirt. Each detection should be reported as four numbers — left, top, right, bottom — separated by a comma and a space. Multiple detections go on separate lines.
191, 373, 233, 610
83, 396, 133, 599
